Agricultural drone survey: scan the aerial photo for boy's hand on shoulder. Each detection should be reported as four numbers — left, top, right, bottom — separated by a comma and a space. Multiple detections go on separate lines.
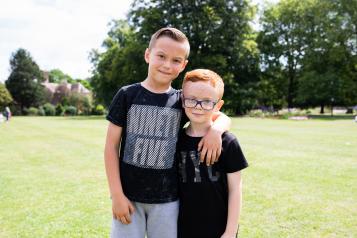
112, 194, 135, 224
198, 127, 222, 165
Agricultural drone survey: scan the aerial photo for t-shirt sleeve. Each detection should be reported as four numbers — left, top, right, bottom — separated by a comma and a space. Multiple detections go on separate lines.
106, 88, 127, 127
222, 138, 248, 173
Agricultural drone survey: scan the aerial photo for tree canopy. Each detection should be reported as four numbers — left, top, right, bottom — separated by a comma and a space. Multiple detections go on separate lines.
0, 83, 13, 109
91, 0, 260, 114
5, 48, 46, 112
258, 0, 357, 112
89, 0, 357, 114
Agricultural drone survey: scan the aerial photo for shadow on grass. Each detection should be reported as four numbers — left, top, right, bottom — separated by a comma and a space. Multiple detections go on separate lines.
308, 114, 356, 120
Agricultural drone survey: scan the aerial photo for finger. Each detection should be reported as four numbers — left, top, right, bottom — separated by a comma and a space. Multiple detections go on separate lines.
128, 203, 135, 214
210, 150, 217, 165
206, 149, 213, 166
200, 147, 207, 163
124, 213, 132, 224
198, 139, 203, 152
216, 147, 222, 162
213, 149, 220, 163
120, 216, 129, 225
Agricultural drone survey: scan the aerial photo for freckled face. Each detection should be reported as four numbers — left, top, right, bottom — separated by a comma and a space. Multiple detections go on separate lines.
182, 81, 222, 124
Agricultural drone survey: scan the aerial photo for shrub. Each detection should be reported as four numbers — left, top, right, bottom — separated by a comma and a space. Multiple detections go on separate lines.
64, 106, 77, 116
55, 104, 64, 116
65, 93, 92, 115
25, 107, 39, 116
38, 107, 45, 116
92, 104, 105, 115
43, 103, 56, 116
248, 110, 264, 118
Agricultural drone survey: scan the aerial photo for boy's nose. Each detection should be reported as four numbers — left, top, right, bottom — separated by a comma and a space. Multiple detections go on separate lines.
162, 60, 171, 69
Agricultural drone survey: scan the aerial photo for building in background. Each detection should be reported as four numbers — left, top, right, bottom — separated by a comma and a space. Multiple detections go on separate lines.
42, 71, 90, 105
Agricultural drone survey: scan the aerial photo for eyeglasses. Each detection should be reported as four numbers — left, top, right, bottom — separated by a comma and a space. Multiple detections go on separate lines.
182, 97, 218, 111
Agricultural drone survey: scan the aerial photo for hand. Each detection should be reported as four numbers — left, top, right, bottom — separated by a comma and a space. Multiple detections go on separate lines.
198, 127, 222, 165
112, 194, 135, 224
220, 231, 237, 238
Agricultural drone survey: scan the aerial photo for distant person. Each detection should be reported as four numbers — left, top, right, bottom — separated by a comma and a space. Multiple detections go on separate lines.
104, 27, 231, 238
177, 69, 248, 238
4, 107, 11, 121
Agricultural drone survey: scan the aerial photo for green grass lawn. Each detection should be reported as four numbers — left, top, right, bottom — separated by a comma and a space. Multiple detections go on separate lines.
0, 116, 356, 237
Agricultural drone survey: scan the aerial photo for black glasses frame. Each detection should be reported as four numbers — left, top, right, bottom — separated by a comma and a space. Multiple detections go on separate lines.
182, 97, 218, 111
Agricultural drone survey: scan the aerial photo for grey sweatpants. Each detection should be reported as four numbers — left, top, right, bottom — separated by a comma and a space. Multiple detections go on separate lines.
111, 200, 179, 238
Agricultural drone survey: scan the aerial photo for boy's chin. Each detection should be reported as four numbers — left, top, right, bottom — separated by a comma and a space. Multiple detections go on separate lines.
187, 115, 210, 124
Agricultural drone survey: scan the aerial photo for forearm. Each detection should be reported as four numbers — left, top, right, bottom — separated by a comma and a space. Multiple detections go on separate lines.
104, 144, 124, 198
225, 187, 242, 235
224, 173, 242, 237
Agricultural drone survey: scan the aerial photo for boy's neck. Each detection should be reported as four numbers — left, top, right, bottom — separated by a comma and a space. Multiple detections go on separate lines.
141, 78, 172, 94
186, 121, 213, 137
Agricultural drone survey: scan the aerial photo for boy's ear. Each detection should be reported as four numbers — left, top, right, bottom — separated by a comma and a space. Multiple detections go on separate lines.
180, 59, 188, 72
144, 48, 150, 63
215, 100, 224, 112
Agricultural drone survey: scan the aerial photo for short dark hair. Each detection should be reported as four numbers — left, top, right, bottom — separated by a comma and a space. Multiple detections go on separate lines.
149, 27, 190, 58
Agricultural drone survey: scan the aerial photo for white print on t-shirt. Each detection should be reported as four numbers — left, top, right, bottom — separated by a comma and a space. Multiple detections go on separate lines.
123, 104, 181, 169
179, 150, 220, 183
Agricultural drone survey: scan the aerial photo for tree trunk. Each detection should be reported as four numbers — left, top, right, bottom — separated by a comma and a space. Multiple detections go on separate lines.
320, 104, 325, 114
287, 76, 294, 108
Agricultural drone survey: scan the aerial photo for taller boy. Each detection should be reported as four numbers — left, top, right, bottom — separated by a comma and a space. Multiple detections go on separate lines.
104, 27, 230, 238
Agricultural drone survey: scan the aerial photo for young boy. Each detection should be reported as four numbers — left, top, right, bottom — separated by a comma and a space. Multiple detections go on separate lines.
177, 69, 248, 238
104, 28, 230, 238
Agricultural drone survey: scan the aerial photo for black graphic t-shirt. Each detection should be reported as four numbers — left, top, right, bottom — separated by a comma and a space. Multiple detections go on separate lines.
177, 131, 248, 238
106, 83, 187, 203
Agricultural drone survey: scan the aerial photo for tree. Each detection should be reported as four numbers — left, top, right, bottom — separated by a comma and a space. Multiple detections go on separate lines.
0, 83, 13, 109
258, 0, 311, 108
296, 0, 357, 113
5, 48, 46, 112
129, 0, 260, 114
48, 69, 74, 83
90, 20, 145, 106
91, 0, 260, 114
259, 0, 357, 112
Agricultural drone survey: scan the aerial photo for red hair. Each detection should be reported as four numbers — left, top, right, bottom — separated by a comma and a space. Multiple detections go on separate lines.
183, 69, 224, 99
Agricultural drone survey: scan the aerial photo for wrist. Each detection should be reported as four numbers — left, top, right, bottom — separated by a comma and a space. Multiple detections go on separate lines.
225, 224, 239, 236
210, 124, 225, 135
110, 190, 125, 200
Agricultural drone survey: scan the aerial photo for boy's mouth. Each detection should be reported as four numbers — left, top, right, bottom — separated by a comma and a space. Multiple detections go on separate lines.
191, 112, 205, 116
158, 70, 171, 75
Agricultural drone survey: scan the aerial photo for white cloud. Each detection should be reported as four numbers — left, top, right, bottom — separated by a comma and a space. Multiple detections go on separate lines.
0, 0, 132, 82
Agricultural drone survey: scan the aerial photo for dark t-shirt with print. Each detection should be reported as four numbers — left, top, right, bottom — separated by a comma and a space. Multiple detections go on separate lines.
177, 131, 248, 238
106, 83, 187, 203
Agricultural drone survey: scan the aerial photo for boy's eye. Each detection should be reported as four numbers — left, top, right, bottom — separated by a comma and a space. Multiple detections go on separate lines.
173, 59, 182, 64
158, 55, 165, 59
201, 100, 214, 106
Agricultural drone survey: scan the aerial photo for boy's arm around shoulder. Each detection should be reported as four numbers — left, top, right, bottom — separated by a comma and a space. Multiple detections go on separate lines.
104, 122, 134, 224
199, 111, 231, 165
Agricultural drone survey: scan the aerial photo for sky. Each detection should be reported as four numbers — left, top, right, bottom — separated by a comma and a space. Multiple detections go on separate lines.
0, 0, 131, 82
0, 0, 277, 83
